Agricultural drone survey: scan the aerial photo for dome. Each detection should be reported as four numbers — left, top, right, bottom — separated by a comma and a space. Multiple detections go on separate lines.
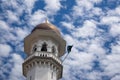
32, 23, 61, 36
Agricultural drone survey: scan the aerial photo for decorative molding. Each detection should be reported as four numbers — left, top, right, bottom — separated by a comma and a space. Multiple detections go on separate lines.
23, 51, 63, 79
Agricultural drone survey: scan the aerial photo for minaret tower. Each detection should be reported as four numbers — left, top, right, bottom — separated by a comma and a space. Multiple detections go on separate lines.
22, 21, 66, 80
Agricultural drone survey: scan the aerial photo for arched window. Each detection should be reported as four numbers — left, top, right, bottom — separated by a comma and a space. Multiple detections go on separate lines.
41, 42, 47, 51
52, 46, 56, 53
33, 45, 37, 52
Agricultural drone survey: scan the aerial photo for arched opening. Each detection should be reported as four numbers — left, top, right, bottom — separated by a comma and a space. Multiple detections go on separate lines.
41, 42, 47, 51
52, 46, 56, 53
33, 45, 37, 52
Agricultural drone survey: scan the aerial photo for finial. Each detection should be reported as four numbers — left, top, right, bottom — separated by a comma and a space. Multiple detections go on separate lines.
45, 18, 49, 23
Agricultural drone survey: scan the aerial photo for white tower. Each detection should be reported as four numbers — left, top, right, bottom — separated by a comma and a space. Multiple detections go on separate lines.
22, 22, 66, 80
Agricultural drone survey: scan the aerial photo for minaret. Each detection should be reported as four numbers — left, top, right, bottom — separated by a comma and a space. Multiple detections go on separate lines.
22, 21, 66, 80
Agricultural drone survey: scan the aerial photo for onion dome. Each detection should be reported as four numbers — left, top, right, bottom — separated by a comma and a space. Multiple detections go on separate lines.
32, 22, 61, 36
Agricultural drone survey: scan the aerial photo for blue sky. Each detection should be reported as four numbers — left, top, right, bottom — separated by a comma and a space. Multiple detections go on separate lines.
0, 0, 120, 80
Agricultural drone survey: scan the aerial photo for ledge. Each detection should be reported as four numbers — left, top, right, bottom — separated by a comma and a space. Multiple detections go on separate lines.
24, 51, 62, 64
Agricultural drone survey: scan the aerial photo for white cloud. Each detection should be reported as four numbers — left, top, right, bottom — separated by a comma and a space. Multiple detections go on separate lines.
91, 7, 103, 16
62, 20, 107, 79
0, 26, 28, 44
114, 6, 120, 16
101, 16, 120, 25
63, 34, 103, 80
1, 0, 38, 26
101, 54, 120, 76
0, 59, 13, 80
111, 75, 120, 80
61, 22, 74, 29
29, 10, 46, 26
44, 0, 61, 15
87, 43, 105, 57
60, 34, 97, 79
27, 2, 120, 80
15, 27, 28, 41
63, 34, 87, 50
75, 0, 93, 10
111, 40, 120, 54
0, 30, 16, 43
99, 6, 120, 37
9, 53, 25, 80
73, 5, 84, 16
24, 0, 38, 13
0, 20, 9, 30
1, 0, 24, 16
6, 10, 19, 24
63, 51, 95, 80
72, 20, 97, 38
64, 34, 75, 45
74, 52, 94, 70
110, 23, 120, 37
90, 0, 102, 3
86, 71, 102, 80
107, 6, 120, 16
0, 44, 12, 57
72, 0, 102, 17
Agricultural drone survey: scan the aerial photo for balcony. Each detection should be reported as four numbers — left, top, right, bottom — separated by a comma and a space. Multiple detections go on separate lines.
24, 51, 62, 64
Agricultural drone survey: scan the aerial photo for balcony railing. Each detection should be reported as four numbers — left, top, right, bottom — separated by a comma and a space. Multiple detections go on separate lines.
24, 51, 62, 64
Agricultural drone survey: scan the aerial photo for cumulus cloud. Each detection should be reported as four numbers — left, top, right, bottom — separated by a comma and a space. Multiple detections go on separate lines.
9, 53, 24, 80
0, 20, 9, 30
6, 10, 20, 24
100, 6, 120, 37
0, 26, 28, 45
101, 54, 120, 77
14, 27, 28, 41
72, 0, 102, 18
61, 21, 74, 30
72, 20, 97, 38
61, 1, 120, 80
0, 44, 12, 57
108, 6, 120, 16
24, 0, 38, 13
63, 33, 105, 80
44, 0, 61, 15
101, 16, 120, 25
0, 59, 13, 80
111, 75, 120, 80
111, 41, 120, 54
0, 0, 24, 17
0, 30, 16, 44
110, 24, 120, 36
29, 10, 46, 26
0, 0, 37, 79
87, 41, 105, 58
85, 71, 102, 80
63, 51, 96, 80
